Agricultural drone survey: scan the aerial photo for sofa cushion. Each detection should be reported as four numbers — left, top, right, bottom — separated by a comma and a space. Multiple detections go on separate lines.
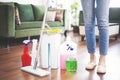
55, 10, 64, 22
16, 21, 64, 30
16, 22, 42, 29
32, 5, 45, 21
15, 3, 34, 22
15, 6, 21, 25
46, 21, 64, 27
46, 10, 56, 21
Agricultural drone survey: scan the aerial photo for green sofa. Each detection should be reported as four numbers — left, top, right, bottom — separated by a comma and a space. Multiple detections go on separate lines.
0, 2, 68, 47
79, 8, 120, 26
79, 8, 120, 41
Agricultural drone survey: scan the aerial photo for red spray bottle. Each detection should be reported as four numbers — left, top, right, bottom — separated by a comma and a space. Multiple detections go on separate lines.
21, 40, 32, 67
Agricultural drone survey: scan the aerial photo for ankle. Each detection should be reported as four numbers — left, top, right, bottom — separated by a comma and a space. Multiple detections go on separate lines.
98, 55, 106, 66
90, 54, 96, 63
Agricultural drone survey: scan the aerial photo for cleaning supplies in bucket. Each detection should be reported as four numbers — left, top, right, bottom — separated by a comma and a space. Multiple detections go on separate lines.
40, 29, 61, 69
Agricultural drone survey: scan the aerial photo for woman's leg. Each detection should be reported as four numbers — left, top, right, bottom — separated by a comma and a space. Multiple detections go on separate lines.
81, 0, 96, 69
81, 0, 96, 54
96, 0, 110, 73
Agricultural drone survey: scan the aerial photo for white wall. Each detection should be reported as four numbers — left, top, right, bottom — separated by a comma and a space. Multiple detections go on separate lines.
0, 0, 120, 7
0, 0, 43, 5
110, 0, 120, 7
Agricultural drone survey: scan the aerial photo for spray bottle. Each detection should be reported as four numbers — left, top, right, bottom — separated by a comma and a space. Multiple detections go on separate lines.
60, 30, 77, 70
21, 40, 31, 67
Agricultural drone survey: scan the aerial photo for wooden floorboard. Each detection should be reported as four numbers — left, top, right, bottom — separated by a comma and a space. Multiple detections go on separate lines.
0, 32, 120, 80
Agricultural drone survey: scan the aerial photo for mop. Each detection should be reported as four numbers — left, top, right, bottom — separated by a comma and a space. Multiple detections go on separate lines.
20, 0, 51, 76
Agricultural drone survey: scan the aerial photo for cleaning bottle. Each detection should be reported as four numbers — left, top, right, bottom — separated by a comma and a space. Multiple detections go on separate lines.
60, 31, 77, 70
21, 40, 31, 67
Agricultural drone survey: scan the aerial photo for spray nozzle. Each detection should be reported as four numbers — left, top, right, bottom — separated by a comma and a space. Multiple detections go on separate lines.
23, 40, 31, 45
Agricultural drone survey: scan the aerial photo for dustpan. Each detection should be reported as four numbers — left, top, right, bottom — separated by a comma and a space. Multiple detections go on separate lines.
20, 0, 51, 76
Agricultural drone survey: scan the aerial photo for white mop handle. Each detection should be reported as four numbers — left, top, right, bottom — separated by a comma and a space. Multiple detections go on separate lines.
41, 0, 49, 30
38, 0, 49, 52
36, 0, 49, 68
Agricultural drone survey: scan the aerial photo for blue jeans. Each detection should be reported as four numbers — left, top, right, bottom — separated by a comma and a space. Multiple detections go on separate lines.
81, 0, 110, 55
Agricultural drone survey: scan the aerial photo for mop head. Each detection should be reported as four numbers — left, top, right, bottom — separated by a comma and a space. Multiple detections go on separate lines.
21, 66, 50, 76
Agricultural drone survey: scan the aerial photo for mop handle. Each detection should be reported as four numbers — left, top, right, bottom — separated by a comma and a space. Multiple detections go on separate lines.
34, 0, 49, 69
41, 0, 49, 30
